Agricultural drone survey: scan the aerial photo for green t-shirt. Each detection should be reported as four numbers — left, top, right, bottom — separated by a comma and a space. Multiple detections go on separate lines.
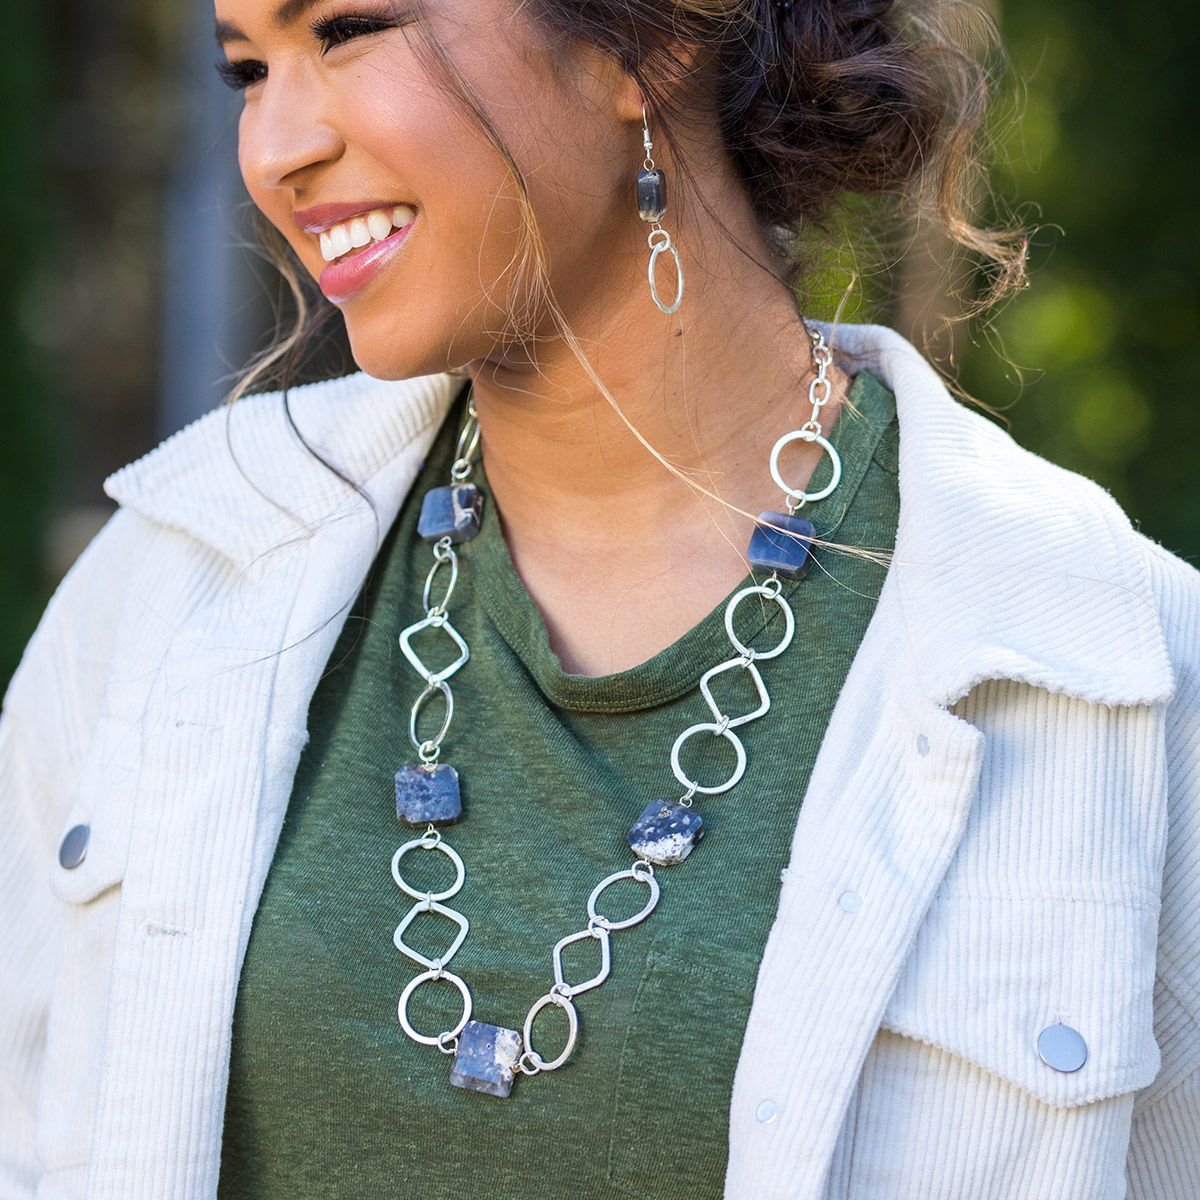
218, 369, 900, 1198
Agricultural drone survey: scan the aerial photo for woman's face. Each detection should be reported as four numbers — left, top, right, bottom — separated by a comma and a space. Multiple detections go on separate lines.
212, 0, 643, 380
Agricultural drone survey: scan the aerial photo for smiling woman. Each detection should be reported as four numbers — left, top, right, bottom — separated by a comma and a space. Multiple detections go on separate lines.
3, 0, 1200, 1198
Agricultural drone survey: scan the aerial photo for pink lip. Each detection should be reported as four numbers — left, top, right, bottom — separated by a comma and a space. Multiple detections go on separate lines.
295, 199, 412, 233
319, 217, 415, 304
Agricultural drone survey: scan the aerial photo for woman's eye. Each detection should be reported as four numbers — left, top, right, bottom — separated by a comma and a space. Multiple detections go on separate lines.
212, 12, 401, 91
309, 13, 399, 52
214, 58, 267, 92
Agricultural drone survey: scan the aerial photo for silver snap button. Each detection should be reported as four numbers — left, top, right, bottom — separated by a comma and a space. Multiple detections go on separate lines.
58, 823, 90, 870
755, 1099, 778, 1124
837, 890, 862, 914
915, 734, 930, 757
1037, 1023, 1088, 1073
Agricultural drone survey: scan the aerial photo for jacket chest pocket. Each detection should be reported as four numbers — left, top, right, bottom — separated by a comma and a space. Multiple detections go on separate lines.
834, 892, 1162, 1199
35, 716, 136, 1176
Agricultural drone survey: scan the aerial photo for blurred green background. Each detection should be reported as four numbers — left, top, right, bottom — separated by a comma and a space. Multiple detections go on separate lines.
1, 0, 1197, 691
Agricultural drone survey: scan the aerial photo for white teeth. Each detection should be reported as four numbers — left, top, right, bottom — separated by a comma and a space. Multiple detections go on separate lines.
318, 204, 417, 262
366, 210, 392, 241
329, 224, 353, 258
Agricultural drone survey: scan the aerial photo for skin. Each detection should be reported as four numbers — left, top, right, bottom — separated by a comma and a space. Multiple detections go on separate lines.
215, 0, 852, 674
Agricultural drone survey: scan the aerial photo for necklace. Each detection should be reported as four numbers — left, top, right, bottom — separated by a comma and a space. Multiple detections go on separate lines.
390, 321, 842, 1096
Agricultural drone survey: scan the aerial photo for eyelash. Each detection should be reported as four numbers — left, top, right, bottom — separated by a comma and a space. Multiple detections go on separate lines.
214, 11, 398, 92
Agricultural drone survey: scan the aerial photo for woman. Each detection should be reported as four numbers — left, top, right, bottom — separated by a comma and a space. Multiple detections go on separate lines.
2, 0, 1197, 1197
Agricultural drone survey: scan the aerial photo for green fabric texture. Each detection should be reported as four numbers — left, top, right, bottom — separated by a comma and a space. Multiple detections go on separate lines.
218, 368, 900, 1199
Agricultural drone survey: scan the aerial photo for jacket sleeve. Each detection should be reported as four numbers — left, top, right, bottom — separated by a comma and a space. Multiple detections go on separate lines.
1126, 539, 1200, 1198
0, 508, 144, 1198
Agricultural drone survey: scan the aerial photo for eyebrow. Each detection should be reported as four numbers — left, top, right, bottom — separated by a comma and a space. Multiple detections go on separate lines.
215, 0, 327, 47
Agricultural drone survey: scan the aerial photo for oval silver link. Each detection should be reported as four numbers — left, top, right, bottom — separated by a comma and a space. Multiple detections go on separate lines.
408, 681, 453, 753
670, 721, 748, 795
408, 680, 454, 756
521, 991, 579, 1072
769, 428, 842, 505
422, 549, 459, 618
454, 410, 481, 468
724, 584, 796, 661
647, 229, 684, 316
391, 836, 467, 902
397, 968, 472, 1046
586, 866, 660, 932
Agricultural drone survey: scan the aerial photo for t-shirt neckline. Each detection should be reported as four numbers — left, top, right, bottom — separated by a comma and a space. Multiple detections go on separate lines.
459, 369, 896, 714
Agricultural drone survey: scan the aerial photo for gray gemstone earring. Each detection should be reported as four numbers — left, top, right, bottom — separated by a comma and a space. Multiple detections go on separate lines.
637, 102, 684, 315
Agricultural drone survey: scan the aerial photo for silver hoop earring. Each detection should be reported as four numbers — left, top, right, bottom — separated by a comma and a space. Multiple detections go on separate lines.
637, 103, 684, 316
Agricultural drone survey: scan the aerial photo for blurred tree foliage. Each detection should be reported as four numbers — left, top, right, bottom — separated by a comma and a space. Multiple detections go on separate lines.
0, 7, 58, 689
961, 0, 1199, 560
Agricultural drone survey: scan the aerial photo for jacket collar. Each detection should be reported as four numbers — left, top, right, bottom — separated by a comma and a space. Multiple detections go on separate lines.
103, 321, 1175, 710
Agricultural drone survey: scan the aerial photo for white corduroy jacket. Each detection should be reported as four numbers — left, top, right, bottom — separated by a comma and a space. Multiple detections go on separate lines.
2, 321, 1199, 1200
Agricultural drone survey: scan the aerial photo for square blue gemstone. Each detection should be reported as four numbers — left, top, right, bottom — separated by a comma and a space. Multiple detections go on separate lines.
628, 800, 704, 866
747, 510, 815, 580
395, 763, 462, 826
449, 1020, 523, 1097
417, 484, 484, 544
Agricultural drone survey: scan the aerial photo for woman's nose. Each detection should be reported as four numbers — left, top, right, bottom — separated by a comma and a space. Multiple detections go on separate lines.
238, 74, 344, 192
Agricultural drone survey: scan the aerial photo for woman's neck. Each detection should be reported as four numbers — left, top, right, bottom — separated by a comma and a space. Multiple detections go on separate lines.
461, 227, 852, 674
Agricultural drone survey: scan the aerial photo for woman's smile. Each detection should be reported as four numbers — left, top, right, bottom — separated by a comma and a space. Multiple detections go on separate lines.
300, 202, 419, 302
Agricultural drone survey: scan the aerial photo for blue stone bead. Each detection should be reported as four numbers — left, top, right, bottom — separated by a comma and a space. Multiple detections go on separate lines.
747, 510, 815, 580
628, 800, 704, 866
395, 763, 462, 827
637, 168, 667, 222
449, 1020, 523, 1097
417, 484, 484, 544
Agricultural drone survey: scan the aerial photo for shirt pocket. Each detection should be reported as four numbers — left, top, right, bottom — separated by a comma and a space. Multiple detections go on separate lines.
878, 890, 1162, 1109
605, 938, 761, 1199
36, 724, 135, 1175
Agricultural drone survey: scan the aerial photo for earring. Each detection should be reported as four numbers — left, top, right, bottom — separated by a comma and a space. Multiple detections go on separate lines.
637, 103, 684, 316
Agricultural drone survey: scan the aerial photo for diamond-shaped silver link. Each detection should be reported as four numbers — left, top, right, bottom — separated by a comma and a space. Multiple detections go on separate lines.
552, 926, 612, 999
393, 899, 470, 971
698, 657, 770, 729
399, 614, 470, 684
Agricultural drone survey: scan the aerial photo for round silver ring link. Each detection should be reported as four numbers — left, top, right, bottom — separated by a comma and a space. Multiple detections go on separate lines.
392, 836, 467, 902
670, 721, 748, 795
521, 990, 580, 1072
397, 968, 472, 1046
422, 550, 459, 618
769, 428, 842, 505
408, 680, 454, 757
724, 584, 797, 661
647, 228, 684, 316
586, 865, 661, 932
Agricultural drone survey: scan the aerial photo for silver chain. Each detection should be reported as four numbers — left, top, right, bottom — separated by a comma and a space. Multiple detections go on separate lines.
391, 323, 842, 1088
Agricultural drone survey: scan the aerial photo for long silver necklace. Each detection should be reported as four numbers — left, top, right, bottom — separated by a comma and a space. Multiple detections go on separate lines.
391, 322, 842, 1096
